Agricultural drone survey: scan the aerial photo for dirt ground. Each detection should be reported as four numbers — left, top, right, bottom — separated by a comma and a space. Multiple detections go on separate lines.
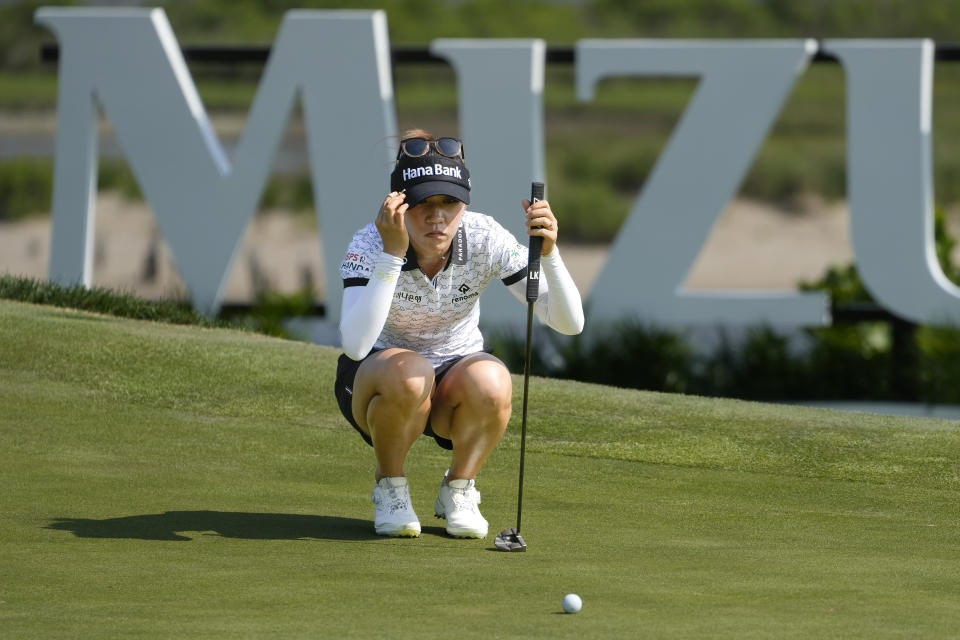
2, 192, 959, 304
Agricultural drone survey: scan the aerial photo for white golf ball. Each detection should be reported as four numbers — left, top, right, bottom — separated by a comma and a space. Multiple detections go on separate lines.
562, 593, 582, 614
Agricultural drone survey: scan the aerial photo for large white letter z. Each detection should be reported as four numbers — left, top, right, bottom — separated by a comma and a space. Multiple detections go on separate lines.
577, 40, 830, 328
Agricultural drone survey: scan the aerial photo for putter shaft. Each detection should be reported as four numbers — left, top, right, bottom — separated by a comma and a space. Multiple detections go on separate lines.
516, 300, 534, 533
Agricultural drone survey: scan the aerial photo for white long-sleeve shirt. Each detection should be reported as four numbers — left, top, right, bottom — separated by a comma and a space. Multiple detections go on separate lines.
338, 210, 584, 364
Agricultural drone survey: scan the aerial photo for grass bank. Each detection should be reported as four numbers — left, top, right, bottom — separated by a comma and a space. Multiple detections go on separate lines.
2, 299, 959, 637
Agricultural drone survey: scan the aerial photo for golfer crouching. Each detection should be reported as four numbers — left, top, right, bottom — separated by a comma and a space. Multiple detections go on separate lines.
334, 129, 584, 538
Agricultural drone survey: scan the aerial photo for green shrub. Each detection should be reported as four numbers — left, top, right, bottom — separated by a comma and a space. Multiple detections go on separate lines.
259, 174, 315, 212
799, 262, 872, 303
490, 320, 695, 394
743, 137, 847, 206
220, 287, 316, 340
693, 327, 808, 400
804, 323, 893, 400
0, 158, 52, 220
917, 325, 960, 404
558, 320, 695, 393
98, 160, 144, 201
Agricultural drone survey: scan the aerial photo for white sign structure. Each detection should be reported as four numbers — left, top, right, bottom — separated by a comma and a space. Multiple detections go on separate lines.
36, 8, 397, 322
577, 39, 829, 327
827, 39, 960, 326
31, 7, 960, 334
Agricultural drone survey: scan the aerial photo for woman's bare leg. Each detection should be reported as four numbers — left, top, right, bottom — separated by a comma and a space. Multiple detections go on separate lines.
351, 348, 435, 480
429, 353, 513, 480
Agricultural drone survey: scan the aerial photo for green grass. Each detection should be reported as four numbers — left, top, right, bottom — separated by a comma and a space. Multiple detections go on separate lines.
2, 298, 960, 638
0, 274, 211, 327
0, 275, 320, 340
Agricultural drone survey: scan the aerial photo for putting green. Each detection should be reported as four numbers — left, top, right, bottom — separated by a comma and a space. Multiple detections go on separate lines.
2, 300, 959, 638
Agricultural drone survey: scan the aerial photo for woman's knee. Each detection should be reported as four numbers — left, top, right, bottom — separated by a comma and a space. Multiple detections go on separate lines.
454, 358, 513, 416
361, 349, 435, 403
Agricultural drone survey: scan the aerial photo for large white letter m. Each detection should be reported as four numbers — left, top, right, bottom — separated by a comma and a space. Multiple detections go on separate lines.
36, 7, 397, 317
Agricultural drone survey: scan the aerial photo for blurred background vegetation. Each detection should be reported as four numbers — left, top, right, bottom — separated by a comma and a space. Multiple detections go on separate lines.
4, 0, 960, 228
3, 0, 960, 403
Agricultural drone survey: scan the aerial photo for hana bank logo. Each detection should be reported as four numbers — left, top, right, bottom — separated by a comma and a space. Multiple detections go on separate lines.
401, 165, 463, 182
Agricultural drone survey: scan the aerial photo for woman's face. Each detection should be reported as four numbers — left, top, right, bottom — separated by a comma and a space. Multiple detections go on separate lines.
405, 195, 466, 259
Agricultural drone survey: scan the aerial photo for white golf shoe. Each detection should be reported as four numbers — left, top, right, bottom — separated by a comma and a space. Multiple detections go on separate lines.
371, 476, 421, 537
434, 471, 488, 539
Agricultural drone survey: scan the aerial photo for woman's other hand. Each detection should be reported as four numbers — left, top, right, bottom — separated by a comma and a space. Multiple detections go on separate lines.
521, 197, 558, 256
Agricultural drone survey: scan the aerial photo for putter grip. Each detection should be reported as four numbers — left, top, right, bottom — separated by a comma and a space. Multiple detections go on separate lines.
526, 182, 545, 302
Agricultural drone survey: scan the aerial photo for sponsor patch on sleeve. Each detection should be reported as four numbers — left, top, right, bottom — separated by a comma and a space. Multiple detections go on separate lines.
341, 251, 371, 275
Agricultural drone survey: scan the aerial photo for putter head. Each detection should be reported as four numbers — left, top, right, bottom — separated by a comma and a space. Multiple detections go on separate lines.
494, 527, 526, 552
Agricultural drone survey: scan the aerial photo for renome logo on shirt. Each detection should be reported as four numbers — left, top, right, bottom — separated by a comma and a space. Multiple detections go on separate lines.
452, 284, 480, 303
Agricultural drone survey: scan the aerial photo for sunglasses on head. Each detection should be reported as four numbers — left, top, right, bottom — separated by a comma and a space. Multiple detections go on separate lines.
397, 136, 465, 161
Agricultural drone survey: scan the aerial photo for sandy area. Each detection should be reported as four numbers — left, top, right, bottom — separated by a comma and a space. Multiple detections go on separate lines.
2, 192, 959, 304
0, 193, 326, 303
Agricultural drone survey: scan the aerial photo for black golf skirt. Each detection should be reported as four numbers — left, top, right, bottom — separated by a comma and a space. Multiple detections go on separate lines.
334, 349, 488, 451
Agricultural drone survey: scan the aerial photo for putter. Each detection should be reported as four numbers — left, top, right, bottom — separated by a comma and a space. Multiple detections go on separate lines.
495, 181, 544, 553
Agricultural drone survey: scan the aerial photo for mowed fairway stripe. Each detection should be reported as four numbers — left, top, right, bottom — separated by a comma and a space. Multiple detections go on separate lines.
2, 299, 959, 638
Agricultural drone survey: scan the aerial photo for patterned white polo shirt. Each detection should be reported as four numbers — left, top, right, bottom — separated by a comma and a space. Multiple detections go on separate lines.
339, 210, 529, 365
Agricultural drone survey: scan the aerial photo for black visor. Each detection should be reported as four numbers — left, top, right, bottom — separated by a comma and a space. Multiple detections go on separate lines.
391, 152, 471, 206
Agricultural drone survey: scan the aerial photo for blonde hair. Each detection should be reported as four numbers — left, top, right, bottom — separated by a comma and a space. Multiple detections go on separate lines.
393, 129, 435, 168
402, 128, 434, 140
395, 128, 466, 168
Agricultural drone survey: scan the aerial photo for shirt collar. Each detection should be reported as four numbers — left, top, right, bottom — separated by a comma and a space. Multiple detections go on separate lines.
401, 223, 468, 273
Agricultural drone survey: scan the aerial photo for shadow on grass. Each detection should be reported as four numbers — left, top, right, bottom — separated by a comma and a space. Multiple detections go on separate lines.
46, 511, 379, 541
